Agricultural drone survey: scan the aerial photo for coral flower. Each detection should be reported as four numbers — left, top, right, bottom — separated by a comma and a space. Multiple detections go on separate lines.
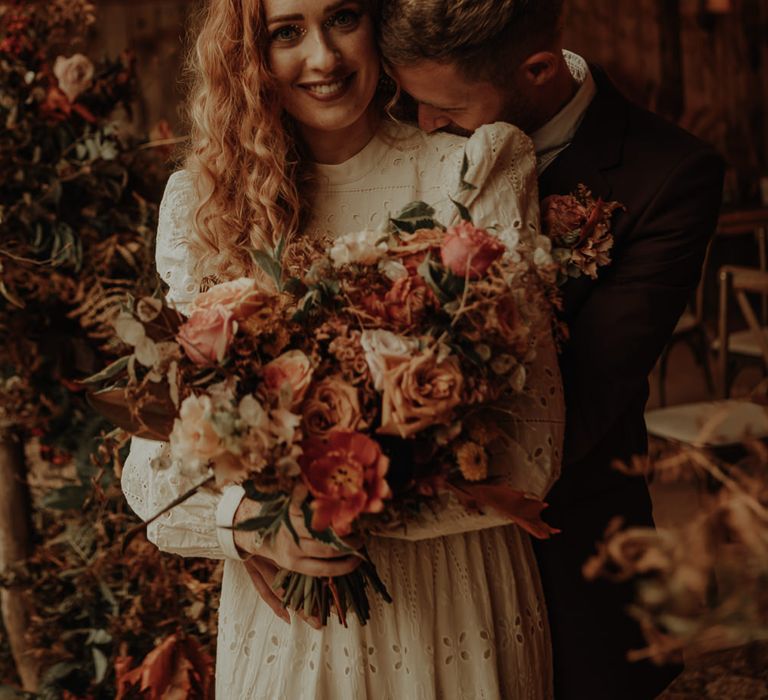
300, 431, 391, 536
440, 221, 505, 279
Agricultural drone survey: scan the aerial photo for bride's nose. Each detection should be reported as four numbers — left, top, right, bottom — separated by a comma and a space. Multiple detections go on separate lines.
418, 104, 452, 134
304, 30, 341, 73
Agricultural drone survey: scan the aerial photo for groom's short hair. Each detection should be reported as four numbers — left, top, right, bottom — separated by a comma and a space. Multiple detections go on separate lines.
379, 0, 565, 83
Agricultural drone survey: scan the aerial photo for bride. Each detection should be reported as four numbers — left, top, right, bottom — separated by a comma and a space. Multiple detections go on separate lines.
122, 0, 564, 697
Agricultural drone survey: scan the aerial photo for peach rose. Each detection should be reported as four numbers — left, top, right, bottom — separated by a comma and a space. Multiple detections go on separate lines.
491, 295, 530, 356
300, 431, 391, 536
378, 350, 464, 438
169, 394, 225, 474
53, 54, 94, 102
262, 350, 314, 409
440, 221, 505, 279
302, 376, 363, 440
177, 306, 235, 365
191, 278, 268, 321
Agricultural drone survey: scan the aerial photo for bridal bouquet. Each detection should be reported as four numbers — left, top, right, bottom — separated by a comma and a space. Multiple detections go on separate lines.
88, 201, 558, 626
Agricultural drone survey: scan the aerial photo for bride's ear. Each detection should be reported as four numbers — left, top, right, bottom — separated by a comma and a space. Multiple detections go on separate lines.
520, 51, 561, 87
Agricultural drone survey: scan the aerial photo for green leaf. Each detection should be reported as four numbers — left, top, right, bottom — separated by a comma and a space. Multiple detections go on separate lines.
449, 196, 473, 223
80, 356, 129, 385
417, 253, 450, 305
251, 249, 283, 290
390, 200, 439, 233
232, 515, 277, 532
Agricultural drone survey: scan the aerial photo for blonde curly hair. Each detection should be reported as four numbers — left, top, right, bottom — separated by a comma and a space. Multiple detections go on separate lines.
182, 0, 310, 281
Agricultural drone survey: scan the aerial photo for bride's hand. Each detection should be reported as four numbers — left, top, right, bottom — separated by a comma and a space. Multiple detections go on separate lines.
233, 494, 362, 628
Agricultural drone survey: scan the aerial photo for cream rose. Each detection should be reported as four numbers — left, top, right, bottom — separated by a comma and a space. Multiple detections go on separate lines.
169, 394, 225, 475
302, 376, 363, 439
378, 351, 464, 438
262, 350, 314, 409
53, 54, 94, 102
191, 278, 267, 320
330, 229, 388, 267
360, 330, 420, 390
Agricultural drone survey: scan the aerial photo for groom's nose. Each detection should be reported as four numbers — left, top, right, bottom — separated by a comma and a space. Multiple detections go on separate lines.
417, 104, 452, 133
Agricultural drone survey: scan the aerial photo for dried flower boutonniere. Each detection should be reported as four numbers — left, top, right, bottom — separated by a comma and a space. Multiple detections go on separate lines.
541, 184, 624, 285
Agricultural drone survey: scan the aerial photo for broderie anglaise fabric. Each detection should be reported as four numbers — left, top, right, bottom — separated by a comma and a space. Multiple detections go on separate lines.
121, 122, 563, 699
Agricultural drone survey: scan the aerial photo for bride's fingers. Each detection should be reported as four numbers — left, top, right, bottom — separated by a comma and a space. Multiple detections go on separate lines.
290, 555, 362, 578
244, 558, 290, 624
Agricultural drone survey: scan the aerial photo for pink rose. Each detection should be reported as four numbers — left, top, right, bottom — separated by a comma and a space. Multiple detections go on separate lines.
300, 431, 391, 536
177, 306, 234, 365
262, 350, 314, 408
191, 278, 267, 321
440, 221, 505, 279
53, 54, 94, 103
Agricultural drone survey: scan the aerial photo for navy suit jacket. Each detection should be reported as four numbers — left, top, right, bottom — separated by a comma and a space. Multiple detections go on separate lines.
532, 65, 725, 700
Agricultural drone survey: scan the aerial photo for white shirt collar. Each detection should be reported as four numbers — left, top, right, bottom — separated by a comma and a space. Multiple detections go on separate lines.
530, 51, 596, 174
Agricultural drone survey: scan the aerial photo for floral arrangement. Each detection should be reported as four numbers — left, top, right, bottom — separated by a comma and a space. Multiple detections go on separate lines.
584, 398, 768, 665
540, 184, 623, 285
88, 200, 560, 626
0, 0, 162, 439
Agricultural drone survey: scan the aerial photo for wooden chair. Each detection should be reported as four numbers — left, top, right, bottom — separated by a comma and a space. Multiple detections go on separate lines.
656, 208, 768, 406
715, 265, 768, 398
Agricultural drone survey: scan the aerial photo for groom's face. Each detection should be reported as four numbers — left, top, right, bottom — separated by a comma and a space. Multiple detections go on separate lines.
393, 60, 528, 135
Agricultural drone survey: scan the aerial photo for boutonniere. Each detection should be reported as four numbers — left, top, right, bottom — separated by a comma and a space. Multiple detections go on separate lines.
541, 184, 624, 285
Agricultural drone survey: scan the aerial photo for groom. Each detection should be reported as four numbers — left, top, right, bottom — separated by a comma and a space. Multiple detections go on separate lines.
380, 1, 724, 698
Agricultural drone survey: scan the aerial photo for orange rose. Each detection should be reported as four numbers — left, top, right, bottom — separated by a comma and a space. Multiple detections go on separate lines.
192, 278, 268, 321
262, 350, 314, 409
302, 376, 363, 439
177, 306, 234, 365
378, 350, 464, 438
300, 431, 391, 535
541, 194, 589, 243
440, 221, 505, 279
384, 275, 437, 328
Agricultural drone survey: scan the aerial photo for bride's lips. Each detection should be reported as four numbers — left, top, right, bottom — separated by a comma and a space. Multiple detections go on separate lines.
297, 74, 355, 102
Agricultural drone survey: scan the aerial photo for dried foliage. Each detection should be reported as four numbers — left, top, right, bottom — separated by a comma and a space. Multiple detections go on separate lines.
0, 0, 162, 441
585, 403, 768, 665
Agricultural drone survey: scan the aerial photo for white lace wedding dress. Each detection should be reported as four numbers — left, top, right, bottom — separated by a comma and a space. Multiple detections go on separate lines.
122, 122, 564, 700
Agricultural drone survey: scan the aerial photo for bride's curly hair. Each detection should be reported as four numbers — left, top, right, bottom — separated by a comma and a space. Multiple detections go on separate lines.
183, 0, 310, 281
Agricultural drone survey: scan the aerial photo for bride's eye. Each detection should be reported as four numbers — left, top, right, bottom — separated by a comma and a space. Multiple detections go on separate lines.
327, 9, 360, 30
271, 24, 303, 43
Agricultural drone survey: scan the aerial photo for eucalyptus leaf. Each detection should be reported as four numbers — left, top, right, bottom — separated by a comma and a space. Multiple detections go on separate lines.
80, 355, 129, 385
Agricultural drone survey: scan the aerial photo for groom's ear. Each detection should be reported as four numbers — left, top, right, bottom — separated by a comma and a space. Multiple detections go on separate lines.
520, 51, 560, 87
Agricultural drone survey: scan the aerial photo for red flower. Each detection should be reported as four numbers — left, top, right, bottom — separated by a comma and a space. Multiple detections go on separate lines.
440, 221, 505, 279
300, 431, 391, 536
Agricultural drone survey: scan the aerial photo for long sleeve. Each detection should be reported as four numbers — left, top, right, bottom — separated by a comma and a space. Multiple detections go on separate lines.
120, 171, 245, 560
379, 124, 564, 541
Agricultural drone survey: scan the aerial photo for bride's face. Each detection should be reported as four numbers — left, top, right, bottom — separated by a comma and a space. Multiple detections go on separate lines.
265, 0, 379, 137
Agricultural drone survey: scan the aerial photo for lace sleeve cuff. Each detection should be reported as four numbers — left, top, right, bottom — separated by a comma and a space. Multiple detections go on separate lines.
216, 485, 248, 560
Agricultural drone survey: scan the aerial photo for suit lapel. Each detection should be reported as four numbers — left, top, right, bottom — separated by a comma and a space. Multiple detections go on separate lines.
539, 66, 629, 202
538, 66, 631, 317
